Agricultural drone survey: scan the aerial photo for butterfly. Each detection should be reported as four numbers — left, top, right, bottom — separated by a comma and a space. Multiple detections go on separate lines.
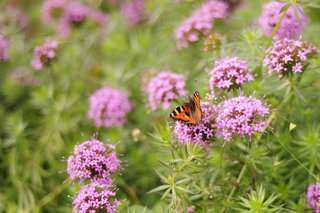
170, 91, 202, 125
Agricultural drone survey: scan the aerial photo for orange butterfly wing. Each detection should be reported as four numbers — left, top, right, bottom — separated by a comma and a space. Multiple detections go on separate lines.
170, 91, 201, 125
191, 91, 201, 123
170, 103, 191, 123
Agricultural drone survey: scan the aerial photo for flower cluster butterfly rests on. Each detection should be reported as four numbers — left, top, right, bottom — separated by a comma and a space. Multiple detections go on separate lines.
170, 91, 202, 125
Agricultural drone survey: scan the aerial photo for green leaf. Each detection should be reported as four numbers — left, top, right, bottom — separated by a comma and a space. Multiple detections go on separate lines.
158, 160, 172, 170
279, 3, 291, 14
175, 178, 191, 185
293, 5, 301, 24
160, 188, 171, 200
153, 169, 167, 182
147, 185, 170, 194
175, 186, 194, 194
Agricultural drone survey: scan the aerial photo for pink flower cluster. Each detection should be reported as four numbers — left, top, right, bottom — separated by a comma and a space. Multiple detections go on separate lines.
72, 182, 121, 213
67, 138, 122, 213
87, 87, 132, 128
175, 0, 229, 49
146, 71, 186, 110
0, 34, 9, 62
259, 1, 305, 40
31, 37, 58, 70
172, 101, 217, 146
307, 182, 320, 213
42, 0, 108, 36
171, 93, 270, 145
67, 139, 121, 183
215, 95, 270, 142
206, 56, 253, 96
263, 38, 319, 78
120, 0, 145, 26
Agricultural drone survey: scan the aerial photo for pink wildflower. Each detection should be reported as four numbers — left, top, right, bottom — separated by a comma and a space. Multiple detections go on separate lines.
207, 56, 253, 96
263, 38, 319, 78
215, 95, 269, 142
120, 0, 145, 26
172, 101, 217, 146
42, 0, 67, 23
72, 181, 121, 213
31, 37, 58, 70
307, 182, 320, 213
175, 0, 229, 49
42, 0, 108, 36
146, 71, 186, 111
67, 139, 121, 183
258, 1, 305, 40
0, 35, 9, 62
87, 87, 132, 128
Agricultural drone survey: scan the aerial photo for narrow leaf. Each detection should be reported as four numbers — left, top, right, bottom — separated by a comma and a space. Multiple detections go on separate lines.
176, 178, 191, 185
293, 5, 301, 24
293, 86, 307, 102
160, 188, 171, 200
279, 3, 291, 14
157, 160, 172, 170
147, 185, 170, 194
153, 169, 167, 182
176, 186, 194, 194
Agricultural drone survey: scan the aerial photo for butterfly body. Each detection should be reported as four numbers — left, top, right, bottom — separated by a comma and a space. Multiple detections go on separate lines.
170, 91, 202, 125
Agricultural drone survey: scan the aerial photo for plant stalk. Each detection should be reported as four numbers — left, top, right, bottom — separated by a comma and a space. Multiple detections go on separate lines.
220, 164, 247, 213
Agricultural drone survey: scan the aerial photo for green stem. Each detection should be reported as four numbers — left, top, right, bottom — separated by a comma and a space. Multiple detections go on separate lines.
272, 130, 319, 182
266, 3, 291, 48
170, 155, 194, 209
218, 91, 293, 212
220, 164, 247, 213
196, 173, 208, 212
173, 156, 194, 181
37, 182, 68, 208
258, 3, 291, 78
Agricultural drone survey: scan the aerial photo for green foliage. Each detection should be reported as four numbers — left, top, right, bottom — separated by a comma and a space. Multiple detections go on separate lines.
235, 186, 281, 213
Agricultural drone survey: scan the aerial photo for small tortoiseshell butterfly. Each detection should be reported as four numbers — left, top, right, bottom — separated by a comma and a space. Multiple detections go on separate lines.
170, 91, 202, 125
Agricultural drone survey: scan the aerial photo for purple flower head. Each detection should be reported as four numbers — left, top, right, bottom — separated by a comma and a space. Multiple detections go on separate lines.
146, 71, 187, 111
90, 9, 109, 26
307, 182, 320, 213
263, 38, 319, 78
88, 87, 132, 128
57, 1, 90, 36
175, 0, 228, 49
120, 0, 145, 26
31, 37, 58, 70
72, 181, 121, 213
207, 56, 253, 96
172, 101, 217, 146
258, 1, 305, 40
0, 35, 9, 62
215, 95, 270, 143
187, 206, 195, 213
42, 0, 68, 23
42, 0, 108, 36
67, 139, 121, 183
63, 2, 91, 24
